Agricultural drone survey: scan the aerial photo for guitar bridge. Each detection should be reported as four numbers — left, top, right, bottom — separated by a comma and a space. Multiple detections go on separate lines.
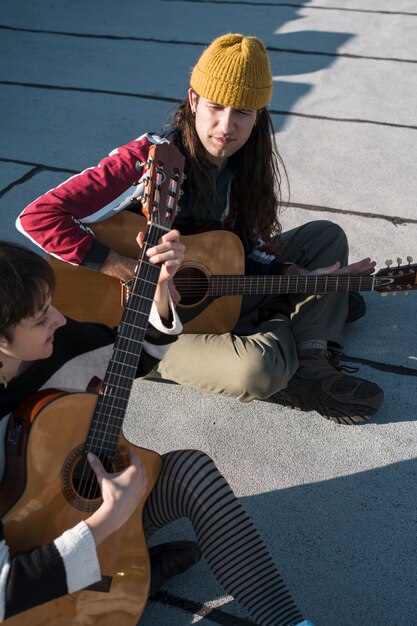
85, 575, 113, 593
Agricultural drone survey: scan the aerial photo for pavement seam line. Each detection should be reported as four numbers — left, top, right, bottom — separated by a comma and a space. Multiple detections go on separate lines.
338, 354, 417, 377
2, 80, 417, 131
0, 166, 44, 199
1, 24, 416, 64
158, 0, 417, 17
282, 202, 417, 226
1, 158, 414, 228
151, 590, 256, 625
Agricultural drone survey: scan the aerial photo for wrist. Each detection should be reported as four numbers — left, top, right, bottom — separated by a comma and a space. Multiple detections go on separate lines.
85, 500, 128, 547
154, 283, 169, 319
100, 250, 136, 282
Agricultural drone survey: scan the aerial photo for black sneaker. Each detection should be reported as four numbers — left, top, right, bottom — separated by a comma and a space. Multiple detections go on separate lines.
273, 350, 383, 424
149, 541, 201, 597
346, 291, 366, 323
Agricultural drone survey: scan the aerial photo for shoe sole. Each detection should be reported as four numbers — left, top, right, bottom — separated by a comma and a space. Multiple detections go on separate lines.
273, 387, 384, 425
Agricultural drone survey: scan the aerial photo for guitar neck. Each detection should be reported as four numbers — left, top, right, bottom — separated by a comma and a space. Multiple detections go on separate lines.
83, 141, 184, 456
209, 274, 382, 295
85, 224, 165, 459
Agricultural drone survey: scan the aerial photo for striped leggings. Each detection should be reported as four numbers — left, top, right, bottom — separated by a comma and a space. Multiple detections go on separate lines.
142, 449, 304, 626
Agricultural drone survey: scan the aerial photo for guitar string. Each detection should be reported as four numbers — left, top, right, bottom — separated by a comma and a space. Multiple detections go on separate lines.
177, 275, 410, 296
172, 274, 378, 297
78, 164, 178, 512
74, 253, 146, 509
95, 166, 176, 459
80, 224, 163, 508
172, 265, 414, 297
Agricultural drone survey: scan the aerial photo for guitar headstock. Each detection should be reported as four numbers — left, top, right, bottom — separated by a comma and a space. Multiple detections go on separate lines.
138, 142, 185, 229
374, 256, 417, 295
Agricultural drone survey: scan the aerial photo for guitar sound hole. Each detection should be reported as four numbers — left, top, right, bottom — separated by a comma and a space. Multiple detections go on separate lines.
62, 445, 125, 511
174, 267, 209, 305
72, 453, 113, 499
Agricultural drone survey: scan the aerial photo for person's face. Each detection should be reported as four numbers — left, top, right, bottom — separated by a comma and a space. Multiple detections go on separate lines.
189, 89, 258, 168
0, 296, 66, 364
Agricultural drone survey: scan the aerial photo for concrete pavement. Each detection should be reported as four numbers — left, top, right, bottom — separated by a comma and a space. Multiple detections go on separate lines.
1, 2, 416, 624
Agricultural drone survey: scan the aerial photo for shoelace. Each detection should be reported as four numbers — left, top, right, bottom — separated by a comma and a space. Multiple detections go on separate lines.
328, 351, 359, 374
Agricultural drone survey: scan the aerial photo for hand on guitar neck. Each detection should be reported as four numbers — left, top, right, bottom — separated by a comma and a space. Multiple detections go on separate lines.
283, 257, 377, 277
99, 229, 184, 319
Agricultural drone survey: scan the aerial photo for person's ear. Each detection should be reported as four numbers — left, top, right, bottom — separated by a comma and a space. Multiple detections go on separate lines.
188, 88, 198, 114
255, 108, 264, 126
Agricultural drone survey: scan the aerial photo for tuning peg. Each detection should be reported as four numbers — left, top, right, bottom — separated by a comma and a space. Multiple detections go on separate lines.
380, 292, 388, 297
391, 291, 398, 297
136, 174, 150, 187
407, 256, 413, 264
136, 159, 152, 171
402, 290, 409, 296
385, 259, 393, 268
397, 257, 402, 266
142, 157, 153, 172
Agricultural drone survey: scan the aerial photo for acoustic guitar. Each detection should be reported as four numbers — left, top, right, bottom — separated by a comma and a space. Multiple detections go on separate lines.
0, 143, 185, 625
51, 212, 417, 334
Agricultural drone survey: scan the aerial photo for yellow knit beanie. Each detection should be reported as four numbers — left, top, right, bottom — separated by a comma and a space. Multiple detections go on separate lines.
190, 33, 272, 110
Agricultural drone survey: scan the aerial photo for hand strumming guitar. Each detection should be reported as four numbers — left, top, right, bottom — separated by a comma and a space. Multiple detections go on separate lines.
85, 449, 147, 548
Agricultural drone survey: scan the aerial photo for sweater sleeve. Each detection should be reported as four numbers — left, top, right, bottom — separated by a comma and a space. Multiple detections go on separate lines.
15, 135, 160, 267
53, 522, 100, 593
0, 520, 100, 621
49, 298, 182, 386
136, 298, 182, 376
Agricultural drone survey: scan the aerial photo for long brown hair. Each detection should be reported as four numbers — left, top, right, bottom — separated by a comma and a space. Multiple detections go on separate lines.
170, 98, 288, 250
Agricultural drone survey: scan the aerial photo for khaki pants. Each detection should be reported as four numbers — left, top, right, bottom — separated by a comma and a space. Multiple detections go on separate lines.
157, 220, 350, 401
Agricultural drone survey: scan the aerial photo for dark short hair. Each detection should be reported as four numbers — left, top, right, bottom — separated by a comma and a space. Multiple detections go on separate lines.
0, 241, 55, 340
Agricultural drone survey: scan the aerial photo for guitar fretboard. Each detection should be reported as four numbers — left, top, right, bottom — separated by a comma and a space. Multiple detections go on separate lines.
85, 225, 165, 459
207, 274, 385, 296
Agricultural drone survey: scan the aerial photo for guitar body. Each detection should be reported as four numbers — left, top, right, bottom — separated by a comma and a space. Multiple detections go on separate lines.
1, 391, 162, 626
173, 230, 244, 334
50, 212, 417, 335
50, 212, 245, 333
51, 212, 143, 329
